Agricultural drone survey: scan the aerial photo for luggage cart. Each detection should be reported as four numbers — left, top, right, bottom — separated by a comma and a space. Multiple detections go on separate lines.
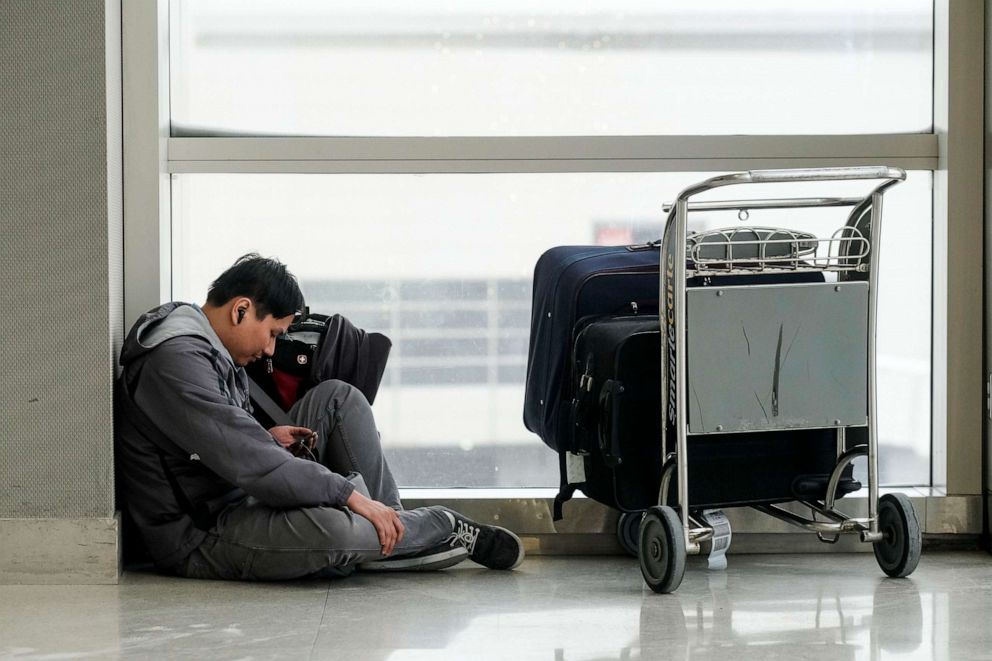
639, 166, 922, 593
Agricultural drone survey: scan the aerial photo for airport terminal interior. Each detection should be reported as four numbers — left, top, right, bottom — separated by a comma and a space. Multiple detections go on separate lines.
3, 1, 992, 659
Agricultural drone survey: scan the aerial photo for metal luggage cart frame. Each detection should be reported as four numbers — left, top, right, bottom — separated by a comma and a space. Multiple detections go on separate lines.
638, 166, 922, 593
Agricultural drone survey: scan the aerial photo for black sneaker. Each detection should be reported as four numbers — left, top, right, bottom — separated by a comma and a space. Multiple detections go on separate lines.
445, 511, 525, 570
358, 542, 469, 572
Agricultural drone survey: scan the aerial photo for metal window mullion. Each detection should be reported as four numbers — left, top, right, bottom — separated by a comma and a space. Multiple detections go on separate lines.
168, 134, 937, 160
123, 0, 172, 327
167, 157, 938, 175
165, 134, 938, 175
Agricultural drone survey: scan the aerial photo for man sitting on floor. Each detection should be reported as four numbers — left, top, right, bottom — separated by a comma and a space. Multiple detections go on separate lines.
116, 253, 524, 580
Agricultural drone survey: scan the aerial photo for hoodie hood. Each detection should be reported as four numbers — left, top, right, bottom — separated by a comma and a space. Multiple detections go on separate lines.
121, 302, 234, 367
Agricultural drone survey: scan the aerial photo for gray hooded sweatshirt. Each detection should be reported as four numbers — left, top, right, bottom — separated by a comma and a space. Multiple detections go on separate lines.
116, 302, 355, 568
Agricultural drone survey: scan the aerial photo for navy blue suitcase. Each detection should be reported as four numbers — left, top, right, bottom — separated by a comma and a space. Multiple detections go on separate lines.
523, 243, 661, 450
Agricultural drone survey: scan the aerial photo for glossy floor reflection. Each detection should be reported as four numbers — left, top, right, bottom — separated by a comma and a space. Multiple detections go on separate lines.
1, 552, 990, 660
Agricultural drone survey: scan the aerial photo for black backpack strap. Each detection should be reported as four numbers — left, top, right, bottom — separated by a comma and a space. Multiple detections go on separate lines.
553, 450, 577, 521
246, 376, 295, 427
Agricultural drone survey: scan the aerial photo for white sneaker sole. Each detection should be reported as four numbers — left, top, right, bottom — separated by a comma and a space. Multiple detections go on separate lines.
358, 546, 469, 572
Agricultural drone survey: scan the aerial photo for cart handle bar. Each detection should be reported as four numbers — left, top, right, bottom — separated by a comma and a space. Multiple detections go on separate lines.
746, 166, 904, 183
670, 166, 906, 207
662, 196, 865, 213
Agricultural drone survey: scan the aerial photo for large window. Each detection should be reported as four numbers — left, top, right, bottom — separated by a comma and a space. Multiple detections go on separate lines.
170, 0, 932, 136
159, 1, 937, 489
172, 172, 932, 487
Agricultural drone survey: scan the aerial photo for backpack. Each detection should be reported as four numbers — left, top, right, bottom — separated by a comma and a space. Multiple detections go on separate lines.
245, 312, 392, 427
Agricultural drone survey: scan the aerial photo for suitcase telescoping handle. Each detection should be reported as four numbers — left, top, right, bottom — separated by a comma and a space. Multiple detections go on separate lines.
598, 380, 625, 467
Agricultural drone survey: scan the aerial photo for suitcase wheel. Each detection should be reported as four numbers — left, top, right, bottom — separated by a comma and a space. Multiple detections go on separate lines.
616, 511, 641, 557
638, 505, 686, 594
872, 493, 922, 578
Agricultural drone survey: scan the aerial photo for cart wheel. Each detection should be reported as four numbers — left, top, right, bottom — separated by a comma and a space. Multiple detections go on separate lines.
639, 505, 686, 593
617, 512, 641, 557
873, 493, 922, 578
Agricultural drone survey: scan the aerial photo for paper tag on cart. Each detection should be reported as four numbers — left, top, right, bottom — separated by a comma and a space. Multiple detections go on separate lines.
702, 509, 732, 570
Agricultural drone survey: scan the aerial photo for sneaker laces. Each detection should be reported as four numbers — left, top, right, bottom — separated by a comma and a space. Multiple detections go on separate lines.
447, 521, 480, 555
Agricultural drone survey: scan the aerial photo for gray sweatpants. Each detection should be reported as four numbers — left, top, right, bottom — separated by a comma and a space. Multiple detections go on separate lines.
175, 380, 454, 581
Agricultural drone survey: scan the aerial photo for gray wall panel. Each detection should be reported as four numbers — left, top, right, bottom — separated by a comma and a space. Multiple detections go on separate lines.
0, 0, 117, 520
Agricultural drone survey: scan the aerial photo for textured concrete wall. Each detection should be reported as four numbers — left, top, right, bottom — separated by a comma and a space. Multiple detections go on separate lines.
0, 0, 122, 582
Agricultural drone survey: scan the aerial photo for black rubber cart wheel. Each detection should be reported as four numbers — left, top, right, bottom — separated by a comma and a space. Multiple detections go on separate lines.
617, 511, 641, 557
638, 505, 686, 593
873, 493, 922, 578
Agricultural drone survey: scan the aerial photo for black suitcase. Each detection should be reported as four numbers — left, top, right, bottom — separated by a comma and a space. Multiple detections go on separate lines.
568, 314, 663, 512
568, 314, 860, 514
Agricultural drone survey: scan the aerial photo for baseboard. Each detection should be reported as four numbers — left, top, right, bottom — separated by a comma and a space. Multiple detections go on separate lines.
0, 514, 120, 584
404, 489, 983, 555
986, 490, 991, 553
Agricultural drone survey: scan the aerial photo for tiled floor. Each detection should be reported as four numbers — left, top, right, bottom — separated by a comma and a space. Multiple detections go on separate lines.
1, 552, 990, 660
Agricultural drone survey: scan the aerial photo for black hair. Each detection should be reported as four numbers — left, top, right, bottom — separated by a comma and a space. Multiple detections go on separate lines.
206, 253, 305, 320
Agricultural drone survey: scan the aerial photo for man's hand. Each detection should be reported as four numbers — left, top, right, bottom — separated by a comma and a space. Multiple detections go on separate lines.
346, 490, 405, 556
269, 425, 315, 451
